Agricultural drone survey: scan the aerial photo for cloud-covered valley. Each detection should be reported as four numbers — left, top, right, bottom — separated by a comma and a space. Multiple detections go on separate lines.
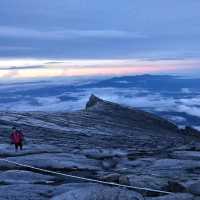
1, 75, 200, 129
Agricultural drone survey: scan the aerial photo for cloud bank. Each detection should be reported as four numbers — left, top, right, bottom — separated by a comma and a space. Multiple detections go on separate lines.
0, 58, 200, 80
1, 75, 200, 122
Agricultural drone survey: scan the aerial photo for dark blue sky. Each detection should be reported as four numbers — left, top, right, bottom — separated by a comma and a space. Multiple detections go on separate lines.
0, 0, 200, 59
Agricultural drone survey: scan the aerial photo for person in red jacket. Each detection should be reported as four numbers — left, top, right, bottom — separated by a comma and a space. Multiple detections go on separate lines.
10, 127, 24, 151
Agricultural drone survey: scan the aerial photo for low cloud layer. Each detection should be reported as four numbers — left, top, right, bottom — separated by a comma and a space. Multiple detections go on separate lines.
1, 58, 200, 80
1, 75, 200, 128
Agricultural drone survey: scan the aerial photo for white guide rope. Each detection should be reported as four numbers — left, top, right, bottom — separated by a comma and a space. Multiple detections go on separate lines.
0, 158, 172, 195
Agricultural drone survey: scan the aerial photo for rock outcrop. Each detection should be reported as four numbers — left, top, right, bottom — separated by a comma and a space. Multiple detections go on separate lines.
0, 95, 200, 199
85, 94, 103, 109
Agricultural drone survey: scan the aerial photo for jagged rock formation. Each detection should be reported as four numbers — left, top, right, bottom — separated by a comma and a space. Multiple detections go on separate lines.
0, 95, 200, 199
85, 94, 103, 109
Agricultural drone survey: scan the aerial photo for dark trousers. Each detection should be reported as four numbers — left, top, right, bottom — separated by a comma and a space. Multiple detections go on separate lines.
15, 142, 23, 151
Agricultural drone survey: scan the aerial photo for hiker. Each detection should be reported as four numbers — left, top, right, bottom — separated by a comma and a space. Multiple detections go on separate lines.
10, 127, 24, 151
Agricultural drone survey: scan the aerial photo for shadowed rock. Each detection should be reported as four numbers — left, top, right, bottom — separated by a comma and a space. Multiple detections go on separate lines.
85, 94, 103, 109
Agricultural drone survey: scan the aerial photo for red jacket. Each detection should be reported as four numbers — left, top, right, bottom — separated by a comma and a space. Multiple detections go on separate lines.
11, 131, 24, 144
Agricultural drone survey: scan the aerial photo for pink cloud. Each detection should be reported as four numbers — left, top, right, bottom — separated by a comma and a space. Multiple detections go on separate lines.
0, 58, 200, 79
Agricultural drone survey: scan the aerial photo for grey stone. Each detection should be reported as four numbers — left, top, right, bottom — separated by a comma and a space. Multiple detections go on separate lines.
119, 175, 130, 185
101, 158, 118, 170
146, 193, 194, 200
170, 151, 200, 161
188, 181, 200, 196
0, 170, 54, 184
100, 173, 120, 182
166, 181, 187, 193
51, 184, 144, 200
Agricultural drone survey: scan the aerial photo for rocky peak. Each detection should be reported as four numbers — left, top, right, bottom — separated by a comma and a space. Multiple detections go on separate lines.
84, 95, 179, 133
85, 94, 103, 109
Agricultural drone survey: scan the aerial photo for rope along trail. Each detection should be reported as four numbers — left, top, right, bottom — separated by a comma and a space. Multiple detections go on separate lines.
0, 158, 172, 195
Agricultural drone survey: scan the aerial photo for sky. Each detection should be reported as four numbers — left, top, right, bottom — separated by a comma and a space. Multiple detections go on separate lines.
0, 0, 200, 79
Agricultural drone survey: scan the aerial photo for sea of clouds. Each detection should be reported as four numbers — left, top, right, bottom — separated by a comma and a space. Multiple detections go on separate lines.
1, 75, 200, 129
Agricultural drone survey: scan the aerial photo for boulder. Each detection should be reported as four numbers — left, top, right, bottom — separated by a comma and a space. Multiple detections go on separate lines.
0, 184, 54, 200
0, 170, 54, 184
170, 151, 200, 161
101, 158, 118, 170
188, 181, 200, 196
119, 175, 130, 185
83, 148, 126, 160
127, 175, 168, 191
0, 153, 100, 171
51, 184, 144, 200
146, 193, 194, 200
100, 173, 120, 182
166, 181, 187, 193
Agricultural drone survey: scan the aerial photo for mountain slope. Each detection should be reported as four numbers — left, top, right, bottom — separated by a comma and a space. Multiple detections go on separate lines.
1, 95, 200, 199
0, 95, 199, 153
